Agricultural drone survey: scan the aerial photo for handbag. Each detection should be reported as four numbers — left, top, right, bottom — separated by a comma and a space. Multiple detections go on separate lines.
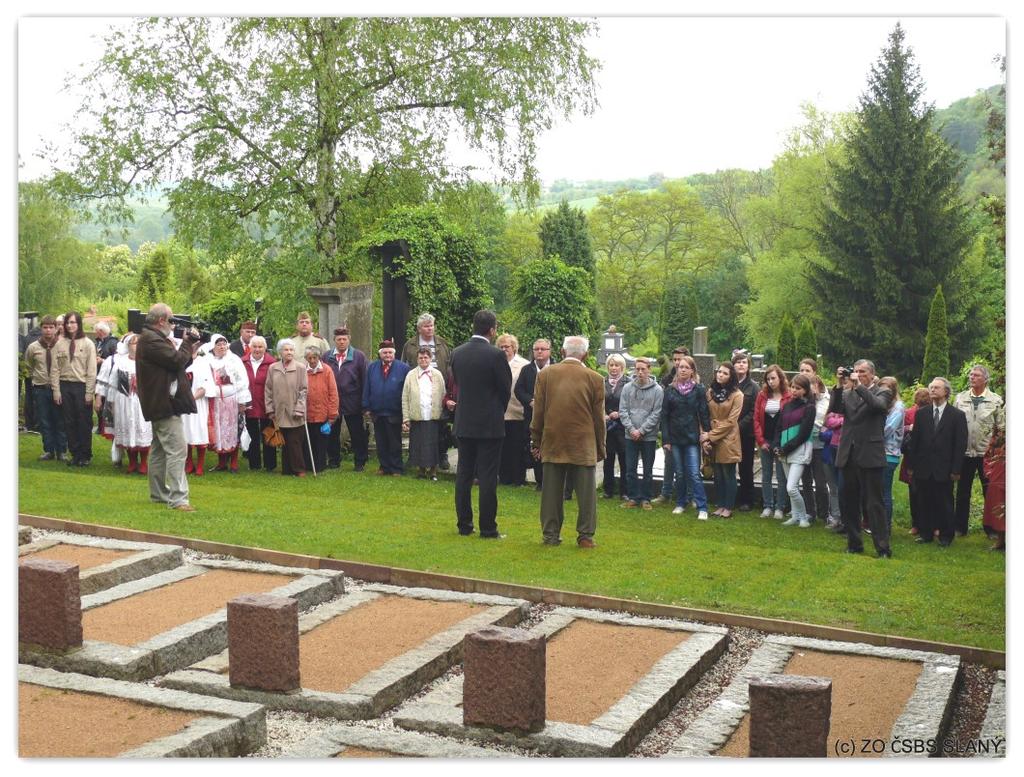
262, 421, 285, 448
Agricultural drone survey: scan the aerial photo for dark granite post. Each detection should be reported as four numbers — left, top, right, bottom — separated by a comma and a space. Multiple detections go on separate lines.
463, 626, 546, 734
749, 674, 832, 757
227, 594, 300, 692
19, 558, 82, 650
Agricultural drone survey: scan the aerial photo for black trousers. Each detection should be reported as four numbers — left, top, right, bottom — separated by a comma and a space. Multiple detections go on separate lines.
920, 476, 956, 544
327, 413, 369, 468
954, 455, 987, 535
499, 420, 527, 485
373, 415, 404, 474
737, 431, 755, 505
455, 436, 503, 536
245, 417, 278, 471
60, 380, 92, 462
603, 427, 627, 496
800, 448, 830, 520
840, 464, 890, 555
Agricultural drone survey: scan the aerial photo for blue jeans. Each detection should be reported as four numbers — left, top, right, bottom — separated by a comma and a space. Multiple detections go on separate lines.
625, 439, 656, 503
713, 462, 737, 509
883, 458, 898, 531
33, 384, 67, 455
672, 444, 707, 510
759, 448, 789, 511
782, 460, 808, 522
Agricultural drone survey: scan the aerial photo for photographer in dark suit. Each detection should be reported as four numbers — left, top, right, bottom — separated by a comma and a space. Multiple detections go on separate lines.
449, 310, 512, 538
836, 359, 892, 557
906, 377, 969, 547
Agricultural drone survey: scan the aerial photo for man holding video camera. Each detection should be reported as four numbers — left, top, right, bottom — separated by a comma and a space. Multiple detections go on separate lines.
835, 359, 892, 558
136, 303, 201, 512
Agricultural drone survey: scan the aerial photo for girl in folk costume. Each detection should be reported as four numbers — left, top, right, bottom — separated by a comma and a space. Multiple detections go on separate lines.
183, 339, 213, 475
94, 333, 153, 473
204, 334, 251, 473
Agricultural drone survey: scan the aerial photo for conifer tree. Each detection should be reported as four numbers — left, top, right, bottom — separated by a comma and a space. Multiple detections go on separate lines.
538, 200, 597, 336
776, 313, 796, 370
921, 285, 950, 384
807, 23, 973, 381
796, 319, 818, 363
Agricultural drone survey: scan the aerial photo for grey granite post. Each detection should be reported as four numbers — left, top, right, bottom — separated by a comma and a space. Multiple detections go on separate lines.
749, 674, 831, 757
307, 282, 374, 356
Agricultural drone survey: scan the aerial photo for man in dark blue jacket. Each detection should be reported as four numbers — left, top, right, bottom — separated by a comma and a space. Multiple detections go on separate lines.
325, 327, 369, 471
362, 339, 410, 475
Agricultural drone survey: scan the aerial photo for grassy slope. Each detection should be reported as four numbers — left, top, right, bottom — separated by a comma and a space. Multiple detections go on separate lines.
17, 434, 1004, 649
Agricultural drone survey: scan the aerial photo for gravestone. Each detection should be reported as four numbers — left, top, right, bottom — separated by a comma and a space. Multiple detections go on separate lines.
748, 674, 831, 757
227, 593, 300, 693
307, 282, 374, 357
19, 558, 83, 651
463, 626, 546, 734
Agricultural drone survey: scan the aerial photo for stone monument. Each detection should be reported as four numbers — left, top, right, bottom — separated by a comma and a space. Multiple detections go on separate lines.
307, 282, 374, 357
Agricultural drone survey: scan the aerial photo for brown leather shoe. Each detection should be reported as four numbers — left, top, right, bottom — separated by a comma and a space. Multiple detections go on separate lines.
577, 537, 596, 548
172, 504, 196, 512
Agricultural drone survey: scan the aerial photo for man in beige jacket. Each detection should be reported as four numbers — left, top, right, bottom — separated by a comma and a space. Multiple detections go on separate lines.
530, 336, 605, 548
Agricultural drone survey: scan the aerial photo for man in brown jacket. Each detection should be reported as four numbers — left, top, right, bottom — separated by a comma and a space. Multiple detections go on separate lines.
530, 335, 606, 548
136, 303, 200, 511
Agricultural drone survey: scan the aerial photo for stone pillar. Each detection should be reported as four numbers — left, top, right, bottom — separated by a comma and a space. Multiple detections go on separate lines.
748, 674, 832, 757
19, 558, 82, 650
692, 326, 709, 355
463, 626, 546, 734
307, 282, 374, 357
227, 594, 300, 692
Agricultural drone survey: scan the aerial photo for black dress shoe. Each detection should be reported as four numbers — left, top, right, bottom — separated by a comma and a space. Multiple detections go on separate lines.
458, 529, 474, 536
938, 540, 952, 547
479, 533, 506, 540
877, 551, 892, 558
915, 537, 933, 544
738, 503, 752, 512
843, 547, 864, 554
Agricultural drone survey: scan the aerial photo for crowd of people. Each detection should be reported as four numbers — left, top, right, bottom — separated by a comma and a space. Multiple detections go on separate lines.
22, 305, 1005, 553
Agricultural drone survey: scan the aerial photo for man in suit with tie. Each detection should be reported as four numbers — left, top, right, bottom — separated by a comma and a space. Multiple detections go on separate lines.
448, 310, 513, 538
836, 359, 893, 558
906, 377, 969, 547
530, 336, 605, 548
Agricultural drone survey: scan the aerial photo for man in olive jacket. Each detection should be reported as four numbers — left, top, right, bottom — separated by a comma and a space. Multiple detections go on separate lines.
136, 303, 200, 512
530, 336, 605, 548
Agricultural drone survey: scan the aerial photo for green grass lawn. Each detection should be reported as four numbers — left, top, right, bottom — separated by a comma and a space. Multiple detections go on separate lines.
17, 434, 1005, 650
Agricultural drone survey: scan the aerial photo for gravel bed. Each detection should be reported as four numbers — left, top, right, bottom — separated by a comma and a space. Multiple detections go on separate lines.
943, 662, 998, 757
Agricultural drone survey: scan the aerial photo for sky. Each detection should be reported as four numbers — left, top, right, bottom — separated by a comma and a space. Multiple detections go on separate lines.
14, 14, 1006, 185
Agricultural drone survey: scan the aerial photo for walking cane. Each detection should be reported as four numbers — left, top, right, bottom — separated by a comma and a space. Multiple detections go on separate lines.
303, 413, 317, 478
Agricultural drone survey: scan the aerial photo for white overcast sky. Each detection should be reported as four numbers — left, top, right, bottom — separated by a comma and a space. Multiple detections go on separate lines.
14, 12, 1007, 184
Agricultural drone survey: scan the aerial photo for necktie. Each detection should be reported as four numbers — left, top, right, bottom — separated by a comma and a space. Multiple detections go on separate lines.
934, 407, 940, 425
383, 364, 390, 380
69, 338, 75, 362
45, 343, 52, 373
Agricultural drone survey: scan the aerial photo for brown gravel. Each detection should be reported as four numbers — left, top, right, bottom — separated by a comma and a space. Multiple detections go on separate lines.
546, 620, 689, 725
19, 682, 199, 757
21, 543, 135, 571
83, 569, 296, 645
944, 663, 998, 756
297, 595, 482, 693
717, 649, 923, 757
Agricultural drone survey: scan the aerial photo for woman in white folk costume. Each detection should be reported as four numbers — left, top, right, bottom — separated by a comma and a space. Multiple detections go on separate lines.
204, 334, 251, 473
183, 338, 213, 475
94, 333, 153, 474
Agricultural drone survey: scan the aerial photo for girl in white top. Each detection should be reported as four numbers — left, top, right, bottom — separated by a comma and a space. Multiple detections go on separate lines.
183, 339, 213, 475
204, 334, 252, 473
94, 333, 153, 473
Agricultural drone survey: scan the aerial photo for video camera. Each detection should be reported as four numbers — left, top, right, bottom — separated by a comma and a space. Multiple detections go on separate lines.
169, 315, 213, 343
837, 365, 855, 379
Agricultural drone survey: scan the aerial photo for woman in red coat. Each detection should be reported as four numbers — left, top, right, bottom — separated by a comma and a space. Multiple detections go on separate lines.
982, 405, 1005, 551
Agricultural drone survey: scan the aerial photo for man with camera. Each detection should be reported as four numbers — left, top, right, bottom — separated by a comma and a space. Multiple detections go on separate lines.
835, 359, 892, 558
136, 303, 200, 512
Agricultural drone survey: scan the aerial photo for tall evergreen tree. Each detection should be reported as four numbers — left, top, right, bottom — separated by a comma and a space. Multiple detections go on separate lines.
776, 313, 796, 370
795, 319, 818, 363
807, 23, 974, 381
538, 199, 597, 336
921, 285, 950, 384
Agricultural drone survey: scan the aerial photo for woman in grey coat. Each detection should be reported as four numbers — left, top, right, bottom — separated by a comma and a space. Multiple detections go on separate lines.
265, 339, 308, 477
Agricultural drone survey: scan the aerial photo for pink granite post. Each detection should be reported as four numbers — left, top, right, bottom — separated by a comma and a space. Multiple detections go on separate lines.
463, 626, 546, 733
19, 558, 83, 651
749, 674, 832, 757
227, 594, 300, 692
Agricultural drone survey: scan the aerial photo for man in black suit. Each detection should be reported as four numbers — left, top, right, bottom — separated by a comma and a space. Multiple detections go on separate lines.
836, 359, 892, 558
449, 310, 513, 538
514, 338, 553, 489
906, 377, 969, 547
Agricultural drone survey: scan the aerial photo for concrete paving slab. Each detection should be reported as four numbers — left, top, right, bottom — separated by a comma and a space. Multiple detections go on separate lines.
283, 723, 519, 758
19, 664, 266, 757
393, 607, 728, 756
19, 559, 345, 681
667, 634, 961, 757
158, 585, 529, 720
20, 534, 184, 594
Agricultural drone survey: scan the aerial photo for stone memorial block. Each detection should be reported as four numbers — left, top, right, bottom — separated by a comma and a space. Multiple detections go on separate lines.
692, 326, 709, 355
463, 626, 545, 734
749, 674, 831, 757
228, 593, 300, 693
19, 558, 82, 651
307, 282, 374, 357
